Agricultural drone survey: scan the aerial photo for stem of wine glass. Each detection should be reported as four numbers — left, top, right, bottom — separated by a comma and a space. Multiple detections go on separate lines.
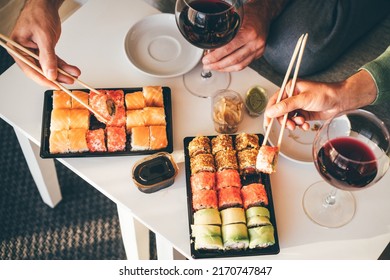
324, 188, 337, 207
201, 50, 212, 79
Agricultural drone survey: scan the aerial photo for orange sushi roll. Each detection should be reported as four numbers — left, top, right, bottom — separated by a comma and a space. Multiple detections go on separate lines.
143, 107, 166, 126
192, 189, 218, 211
149, 125, 168, 150
107, 105, 126, 127
215, 169, 241, 190
126, 109, 145, 132
89, 90, 112, 123
71, 90, 89, 109
143, 86, 164, 107
190, 171, 216, 192
125, 91, 146, 110
241, 183, 268, 209
131, 126, 150, 151
69, 109, 90, 129
52, 90, 71, 109
86, 129, 106, 152
69, 128, 88, 153
49, 130, 69, 154
106, 126, 126, 152
106, 90, 125, 106
217, 186, 243, 209
50, 109, 70, 131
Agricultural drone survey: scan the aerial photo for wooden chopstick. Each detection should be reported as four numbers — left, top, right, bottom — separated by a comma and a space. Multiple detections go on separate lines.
262, 33, 308, 147
276, 33, 308, 148
0, 33, 108, 122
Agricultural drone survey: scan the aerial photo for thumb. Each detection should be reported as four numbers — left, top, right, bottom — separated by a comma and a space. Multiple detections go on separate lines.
265, 95, 303, 118
38, 40, 58, 81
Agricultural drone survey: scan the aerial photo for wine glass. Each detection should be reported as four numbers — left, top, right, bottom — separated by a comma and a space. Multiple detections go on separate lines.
303, 109, 390, 228
175, 0, 243, 98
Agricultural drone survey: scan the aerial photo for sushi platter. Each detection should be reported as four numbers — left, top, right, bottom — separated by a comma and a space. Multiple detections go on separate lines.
184, 133, 280, 259
40, 86, 173, 158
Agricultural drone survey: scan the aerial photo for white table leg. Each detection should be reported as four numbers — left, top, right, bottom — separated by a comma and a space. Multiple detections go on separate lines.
14, 128, 62, 208
155, 233, 175, 260
117, 204, 150, 260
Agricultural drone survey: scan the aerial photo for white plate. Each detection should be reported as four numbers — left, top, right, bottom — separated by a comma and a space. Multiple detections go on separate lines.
266, 120, 323, 164
124, 13, 203, 78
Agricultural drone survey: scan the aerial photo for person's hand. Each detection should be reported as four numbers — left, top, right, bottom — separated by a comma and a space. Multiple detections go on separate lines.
9, 0, 80, 88
202, 0, 271, 72
264, 70, 378, 131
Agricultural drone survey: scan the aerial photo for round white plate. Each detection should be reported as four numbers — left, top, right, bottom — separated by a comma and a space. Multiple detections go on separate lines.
124, 13, 203, 78
266, 120, 323, 164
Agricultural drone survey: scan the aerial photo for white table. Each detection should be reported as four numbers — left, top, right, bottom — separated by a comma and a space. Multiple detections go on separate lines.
0, 0, 389, 260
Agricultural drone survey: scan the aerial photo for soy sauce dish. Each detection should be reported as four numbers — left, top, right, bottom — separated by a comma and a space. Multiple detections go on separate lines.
132, 152, 179, 193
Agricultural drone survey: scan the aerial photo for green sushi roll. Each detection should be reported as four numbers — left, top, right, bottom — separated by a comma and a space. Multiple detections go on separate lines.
193, 208, 222, 225
222, 223, 249, 250
191, 224, 221, 238
246, 215, 271, 228
245, 206, 270, 219
220, 207, 246, 225
191, 224, 223, 250
248, 225, 275, 249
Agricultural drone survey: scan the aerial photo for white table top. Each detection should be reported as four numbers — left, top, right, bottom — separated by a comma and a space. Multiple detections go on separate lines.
1, 0, 389, 260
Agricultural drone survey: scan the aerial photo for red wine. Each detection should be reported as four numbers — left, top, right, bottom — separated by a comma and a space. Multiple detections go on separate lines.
178, 0, 241, 49
316, 137, 378, 190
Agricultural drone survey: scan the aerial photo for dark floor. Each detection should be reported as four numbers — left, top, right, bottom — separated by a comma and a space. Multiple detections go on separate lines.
1, 1, 389, 260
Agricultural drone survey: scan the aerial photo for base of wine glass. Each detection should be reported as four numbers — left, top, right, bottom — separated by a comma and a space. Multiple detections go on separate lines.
183, 63, 231, 98
302, 181, 356, 228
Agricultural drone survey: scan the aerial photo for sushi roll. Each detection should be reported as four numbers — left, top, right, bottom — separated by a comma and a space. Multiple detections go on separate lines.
89, 90, 112, 123
221, 223, 249, 250
52, 90, 71, 109
191, 224, 223, 250
256, 145, 279, 174
86, 129, 106, 152
190, 171, 216, 192
106, 126, 126, 152
126, 109, 145, 132
71, 90, 89, 109
192, 189, 218, 211
143, 86, 164, 107
241, 183, 269, 209
188, 136, 211, 157
214, 149, 238, 171
190, 153, 215, 174
246, 215, 271, 228
248, 225, 275, 249
149, 125, 168, 150
69, 109, 90, 130
211, 134, 234, 155
50, 109, 70, 131
218, 187, 243, 209
142, 107, 166, 126
125, 91, 146, 110
245, 206, 270, 219
215, 169, 241, 190
107, 105, 126, 127
49, 130, 69, 154
220, 207, 246, 225
193, 208, 221, 225
237, 148, 258, 175
106, 90, 125, 106
131, 126, 150, 151
68, 128, 88, 153
235, 133, 259, 151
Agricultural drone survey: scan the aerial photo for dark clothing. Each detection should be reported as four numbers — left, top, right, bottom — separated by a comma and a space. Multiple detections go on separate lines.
263, 0, 390, 76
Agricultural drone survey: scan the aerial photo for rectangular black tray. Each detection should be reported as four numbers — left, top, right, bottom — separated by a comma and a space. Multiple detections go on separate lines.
184, 134, 280, 259
40, 87, 173, 158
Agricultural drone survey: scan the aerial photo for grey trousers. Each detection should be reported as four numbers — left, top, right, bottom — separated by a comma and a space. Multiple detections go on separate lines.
263, 0, 390, 76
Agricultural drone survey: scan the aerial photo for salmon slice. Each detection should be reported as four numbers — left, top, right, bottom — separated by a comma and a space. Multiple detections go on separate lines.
131, 126, 150, 151
49, 130, 69, 154
52, 90, 71, 109
143, 107, 166, 126
125, 91, 146, 110
71, 90, 89, 109
143, 86, 163, 107
50, 109, 70, 131
89, 90, 112, 123
149, 125, 168, 150
126, 109, 145, 132
69, 128, 88, 153
70, 109, 90, 129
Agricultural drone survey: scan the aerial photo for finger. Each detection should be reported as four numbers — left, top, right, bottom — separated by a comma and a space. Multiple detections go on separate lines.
56, 58, 81, 84
35, 34, 58, 81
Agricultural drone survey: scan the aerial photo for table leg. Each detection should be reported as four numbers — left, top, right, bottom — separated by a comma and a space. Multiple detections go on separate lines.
155, 234, 175, 260
116, 204, 150, 260
14, 128, 62, 208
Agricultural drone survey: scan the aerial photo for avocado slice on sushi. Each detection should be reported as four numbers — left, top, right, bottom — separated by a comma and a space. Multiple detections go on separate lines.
245, 206, 270, 219
191, 224, 221, 238
222, 223, 249, 250
248, 225, 275, 249
193, 208, 221, 225
194, 235, 224, 250
246, 215, 271, 228
220, 207, 246, 225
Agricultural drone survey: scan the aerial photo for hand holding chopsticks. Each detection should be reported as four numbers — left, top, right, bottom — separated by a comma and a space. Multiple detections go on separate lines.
0, 33, 109, 123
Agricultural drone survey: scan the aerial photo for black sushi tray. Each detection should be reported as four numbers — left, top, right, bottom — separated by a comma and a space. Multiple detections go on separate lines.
40, 86, 173, 158
183, 134, 280, 259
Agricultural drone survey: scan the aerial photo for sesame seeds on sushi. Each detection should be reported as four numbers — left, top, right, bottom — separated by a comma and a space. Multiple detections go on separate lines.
237, 148, 258, 175
235, 133, 260, 151
190, 153, 215, 174
188, 136, 211, 157
211, 134, 234, 155
214, 149, 238, 171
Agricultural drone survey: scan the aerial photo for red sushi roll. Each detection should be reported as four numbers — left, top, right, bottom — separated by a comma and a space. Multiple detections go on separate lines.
215, 169, 241, 190
107, 105, 126, 127
106, 90, 125, 106
217, 187, 243, 209
86, 129, 106, 152
192, 189, 218, 211
241, 183, 268, 209
106, 126, 126, 152
191, 171, 216, 192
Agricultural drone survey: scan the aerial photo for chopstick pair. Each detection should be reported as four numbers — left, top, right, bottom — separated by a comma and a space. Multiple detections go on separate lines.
0, 33, 109, 123
262, 33, 308, 149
